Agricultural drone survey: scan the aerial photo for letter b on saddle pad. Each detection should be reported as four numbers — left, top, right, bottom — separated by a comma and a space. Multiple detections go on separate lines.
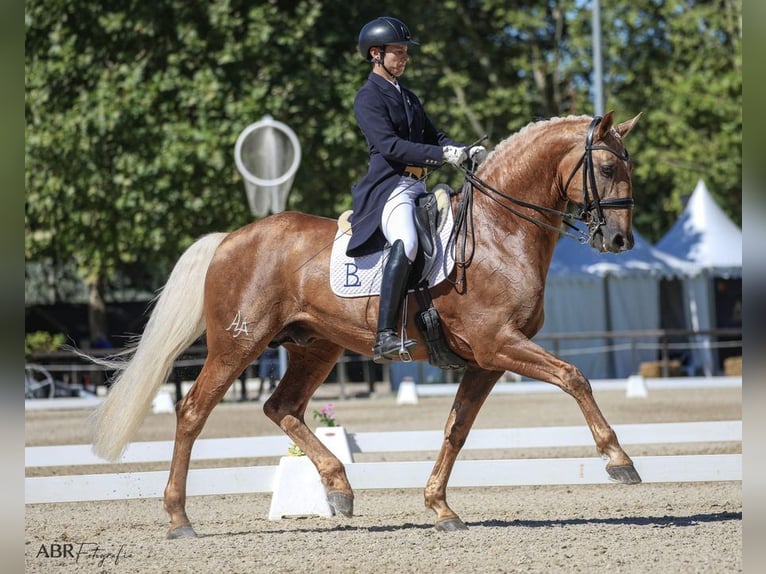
329, 187, 456, 298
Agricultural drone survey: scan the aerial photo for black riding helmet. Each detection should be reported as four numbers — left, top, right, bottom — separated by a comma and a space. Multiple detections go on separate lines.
358, 16, 419, 62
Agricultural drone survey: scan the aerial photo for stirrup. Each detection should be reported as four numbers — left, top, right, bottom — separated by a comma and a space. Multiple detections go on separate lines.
373, 331, 416, 364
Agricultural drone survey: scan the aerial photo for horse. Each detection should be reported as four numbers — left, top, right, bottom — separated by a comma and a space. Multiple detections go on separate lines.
90, 110, 642, 538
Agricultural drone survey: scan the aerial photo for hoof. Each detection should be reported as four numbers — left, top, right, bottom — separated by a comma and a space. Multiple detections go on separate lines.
607, 464, 642, 484
435, 517, 469, 532
327, 492, 354, 517
166, 525, 197, 539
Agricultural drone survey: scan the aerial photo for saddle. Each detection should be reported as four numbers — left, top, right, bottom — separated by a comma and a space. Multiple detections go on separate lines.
411, 185, 466, 369
411, 184, 450, 285
336, 184, 466, 370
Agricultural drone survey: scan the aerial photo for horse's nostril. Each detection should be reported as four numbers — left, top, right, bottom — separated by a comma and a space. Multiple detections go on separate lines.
610, 232, 633, 252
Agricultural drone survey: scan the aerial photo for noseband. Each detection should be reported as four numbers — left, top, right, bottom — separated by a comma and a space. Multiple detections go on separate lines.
562, 116, 633, 241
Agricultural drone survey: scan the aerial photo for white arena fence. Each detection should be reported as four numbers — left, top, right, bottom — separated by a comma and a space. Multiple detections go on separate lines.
415, 376, 741, 397
23, 375, 742, 411
25, 421, 741, 504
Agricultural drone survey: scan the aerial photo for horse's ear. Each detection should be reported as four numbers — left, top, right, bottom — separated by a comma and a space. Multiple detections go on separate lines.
596, 111, 616, 140
615, 112, 642, 139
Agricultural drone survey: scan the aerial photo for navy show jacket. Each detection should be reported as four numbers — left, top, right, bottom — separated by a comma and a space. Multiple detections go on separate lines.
346, 72, 462, 257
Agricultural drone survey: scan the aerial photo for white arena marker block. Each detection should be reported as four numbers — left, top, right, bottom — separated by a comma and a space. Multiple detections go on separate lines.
315, 426, 354, 463
626, 375, 648, 398
397, 376, 418, 405
151, 391, 175, 414
268, 456, 334, 520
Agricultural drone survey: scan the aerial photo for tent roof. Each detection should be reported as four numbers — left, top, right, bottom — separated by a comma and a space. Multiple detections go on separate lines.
549, 229, 696, 278
655, 179, 741, 274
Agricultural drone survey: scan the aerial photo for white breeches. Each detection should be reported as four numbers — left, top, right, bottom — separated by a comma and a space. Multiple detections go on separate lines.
381, 177, 425, 262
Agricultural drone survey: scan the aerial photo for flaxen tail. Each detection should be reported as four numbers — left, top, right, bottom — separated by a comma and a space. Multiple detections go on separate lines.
90, 232, 228, 461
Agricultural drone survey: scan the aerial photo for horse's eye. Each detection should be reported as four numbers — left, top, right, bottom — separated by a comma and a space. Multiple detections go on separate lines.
600, 164, 614, 178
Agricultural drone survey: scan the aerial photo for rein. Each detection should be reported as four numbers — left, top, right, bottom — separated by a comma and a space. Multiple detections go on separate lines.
446, 116, 633, 288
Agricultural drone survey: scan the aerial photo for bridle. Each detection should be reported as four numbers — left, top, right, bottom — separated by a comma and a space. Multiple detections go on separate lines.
445, 116, 633, 289
561, 116, 633, 242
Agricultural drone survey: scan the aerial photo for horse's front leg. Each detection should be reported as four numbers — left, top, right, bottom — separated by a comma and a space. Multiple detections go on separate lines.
425, 365, 502, 531
478, 335, 641, 483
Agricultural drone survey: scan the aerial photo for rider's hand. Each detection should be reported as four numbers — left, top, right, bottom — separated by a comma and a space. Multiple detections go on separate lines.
442, 145, 467, 166
469, 145, 488, 165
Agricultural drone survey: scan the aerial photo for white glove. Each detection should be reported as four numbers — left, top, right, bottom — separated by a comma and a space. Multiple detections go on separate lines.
442, 145, 467, 166
469, 145, 488, 165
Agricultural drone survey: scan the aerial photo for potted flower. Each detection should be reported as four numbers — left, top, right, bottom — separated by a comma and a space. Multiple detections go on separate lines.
286, 403, 343, 457
313, 403, 353, 464
313, 403, 337, 427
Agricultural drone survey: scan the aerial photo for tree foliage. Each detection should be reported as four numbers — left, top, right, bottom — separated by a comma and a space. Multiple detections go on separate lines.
602, 0, 742, 239
26, 0, 741, 330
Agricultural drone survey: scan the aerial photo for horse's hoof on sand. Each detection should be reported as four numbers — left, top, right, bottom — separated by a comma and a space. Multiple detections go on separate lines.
166, 525, 197, 539
327, 492, 354, 517
607, 464, 642, 484
435, 518, 469, 532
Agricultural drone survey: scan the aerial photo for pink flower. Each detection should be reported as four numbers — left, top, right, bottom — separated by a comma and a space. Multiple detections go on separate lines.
313, 403, 337, 427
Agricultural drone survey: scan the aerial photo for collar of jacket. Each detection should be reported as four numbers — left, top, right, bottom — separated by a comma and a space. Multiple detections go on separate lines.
368, 72, 404, 97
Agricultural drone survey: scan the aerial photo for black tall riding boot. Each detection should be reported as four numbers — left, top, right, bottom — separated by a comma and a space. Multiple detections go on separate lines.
373, 240, 417, 363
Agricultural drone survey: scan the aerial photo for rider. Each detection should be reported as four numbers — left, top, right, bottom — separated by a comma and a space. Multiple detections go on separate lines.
346, 16, 487, 363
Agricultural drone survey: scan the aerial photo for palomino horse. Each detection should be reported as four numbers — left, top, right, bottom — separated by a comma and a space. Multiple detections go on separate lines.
91, 111, 642, 537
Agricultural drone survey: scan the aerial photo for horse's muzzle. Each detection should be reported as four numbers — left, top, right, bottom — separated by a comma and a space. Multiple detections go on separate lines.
591, 226, 634, 253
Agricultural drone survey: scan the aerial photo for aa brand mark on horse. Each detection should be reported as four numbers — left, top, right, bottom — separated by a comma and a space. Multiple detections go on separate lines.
89, 111, 642, 537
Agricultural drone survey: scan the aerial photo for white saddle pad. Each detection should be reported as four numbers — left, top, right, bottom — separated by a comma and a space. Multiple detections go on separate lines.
330, 199, 456, 298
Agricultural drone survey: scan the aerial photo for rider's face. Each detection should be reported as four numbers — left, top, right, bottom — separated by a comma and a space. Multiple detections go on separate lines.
376, 44, 409, 77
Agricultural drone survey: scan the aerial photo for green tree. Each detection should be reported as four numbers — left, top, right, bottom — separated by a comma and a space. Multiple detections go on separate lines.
25, 1, 356, 336
601, 0, 742, 239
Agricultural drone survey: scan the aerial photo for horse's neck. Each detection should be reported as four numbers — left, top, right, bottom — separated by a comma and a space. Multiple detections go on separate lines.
481, 116, 583, 214
465, 155, 567, 280
460, 117, 587, 278
476, 164, 563, 237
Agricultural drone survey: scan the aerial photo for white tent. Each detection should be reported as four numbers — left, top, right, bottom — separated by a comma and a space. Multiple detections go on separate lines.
656, 179, 742, 276
655, 179, 742, 375
538, 180, 741, 379
540, 231, 695, 379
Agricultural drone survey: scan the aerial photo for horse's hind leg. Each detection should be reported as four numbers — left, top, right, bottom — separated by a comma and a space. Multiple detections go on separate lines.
424, 365, 502, 531
262, 340, 353, 516
164, 355, 244, 539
